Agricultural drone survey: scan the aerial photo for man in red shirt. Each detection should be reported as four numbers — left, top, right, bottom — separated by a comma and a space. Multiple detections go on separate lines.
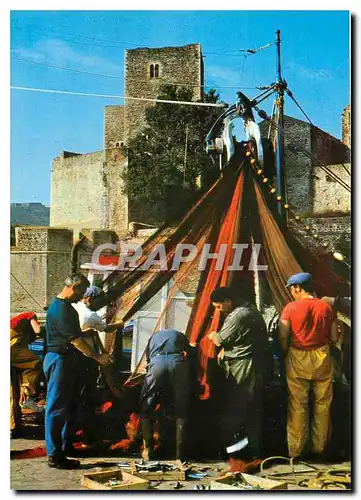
279, 273, 339, 459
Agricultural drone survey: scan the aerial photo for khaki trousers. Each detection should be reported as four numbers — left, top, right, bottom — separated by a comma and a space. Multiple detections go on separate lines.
285, 345, 333, 457
10, 339, 42, 430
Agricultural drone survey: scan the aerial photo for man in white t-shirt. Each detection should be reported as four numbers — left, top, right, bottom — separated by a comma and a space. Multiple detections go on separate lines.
73, 286, 124, 339
72, 286, 124, 418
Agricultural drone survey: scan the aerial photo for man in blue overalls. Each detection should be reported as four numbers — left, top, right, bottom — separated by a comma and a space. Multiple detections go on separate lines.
44, 274, 110, 469
139, 329, 190, 461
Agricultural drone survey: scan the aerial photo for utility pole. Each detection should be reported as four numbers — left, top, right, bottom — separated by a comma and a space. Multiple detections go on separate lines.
275, 29, 287, 221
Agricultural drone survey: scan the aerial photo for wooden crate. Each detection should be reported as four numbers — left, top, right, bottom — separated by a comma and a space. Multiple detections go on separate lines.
81, 468, 149, 490
211, 472, 287, 490
130, 460, 189, 481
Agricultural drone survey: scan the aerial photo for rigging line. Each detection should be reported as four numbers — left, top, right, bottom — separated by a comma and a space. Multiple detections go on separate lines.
283, 89, 351, 176
342, 164, 351, 176
261, 102, 351, 190
285, 88, 313, 125
301, 151, 351, 192
301, 152, 351, 192
11, 54, 260, 91
10, 85, 226, 108
11, 272, 44, 310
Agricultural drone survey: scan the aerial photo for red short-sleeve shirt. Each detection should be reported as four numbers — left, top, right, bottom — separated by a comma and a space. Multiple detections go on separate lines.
280, 298, 335, 350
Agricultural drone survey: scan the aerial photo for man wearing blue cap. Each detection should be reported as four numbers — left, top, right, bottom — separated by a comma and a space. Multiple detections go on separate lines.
72, 286, 124, 428
279, 272, 340, 459
73, 285, 124, 342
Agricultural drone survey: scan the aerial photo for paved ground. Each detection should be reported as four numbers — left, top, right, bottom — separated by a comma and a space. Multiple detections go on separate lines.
10, 434, 351, 491
10, 437, 229, 491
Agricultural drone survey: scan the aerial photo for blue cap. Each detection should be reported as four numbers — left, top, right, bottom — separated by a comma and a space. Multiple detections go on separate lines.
83, 285, 103, 298
286, 272, 312, 288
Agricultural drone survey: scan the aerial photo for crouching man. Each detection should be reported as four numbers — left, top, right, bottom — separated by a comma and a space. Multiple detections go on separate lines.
139, 329, 190, 461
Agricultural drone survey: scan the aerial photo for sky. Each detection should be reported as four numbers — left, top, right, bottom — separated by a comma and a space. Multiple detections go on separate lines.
10, 10, 350, 205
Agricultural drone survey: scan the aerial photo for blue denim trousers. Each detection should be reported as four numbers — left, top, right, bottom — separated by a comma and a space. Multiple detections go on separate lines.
139, 354, 189, 419
43, 351, 78, 457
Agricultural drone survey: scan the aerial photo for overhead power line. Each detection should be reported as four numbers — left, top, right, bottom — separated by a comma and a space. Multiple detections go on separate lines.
10, 85, 226, 108
239, 41, 275, 55
11, 54, 260, 91
12, 55, 123, 80
12, 23, 250, 58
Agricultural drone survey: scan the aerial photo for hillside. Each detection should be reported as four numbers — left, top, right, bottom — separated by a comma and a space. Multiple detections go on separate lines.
11, 203, 50, 226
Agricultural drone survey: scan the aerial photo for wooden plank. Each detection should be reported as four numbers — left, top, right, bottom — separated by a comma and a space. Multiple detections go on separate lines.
211, 472, 287, 490
81, 469, 149, 490
130, 460, 188, 481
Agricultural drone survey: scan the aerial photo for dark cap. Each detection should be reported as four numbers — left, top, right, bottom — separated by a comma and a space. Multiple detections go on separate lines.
285, 272, 312, 288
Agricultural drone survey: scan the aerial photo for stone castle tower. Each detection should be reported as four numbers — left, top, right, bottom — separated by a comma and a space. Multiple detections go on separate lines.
51, 43, 203, 234
104, 43, 204, 148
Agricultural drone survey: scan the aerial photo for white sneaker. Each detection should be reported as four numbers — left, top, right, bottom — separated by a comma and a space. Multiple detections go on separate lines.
21, 398, 44, 412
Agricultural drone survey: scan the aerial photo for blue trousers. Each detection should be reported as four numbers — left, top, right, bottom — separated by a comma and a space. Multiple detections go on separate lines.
139, 354, 189, 419
43, 352, 78, 457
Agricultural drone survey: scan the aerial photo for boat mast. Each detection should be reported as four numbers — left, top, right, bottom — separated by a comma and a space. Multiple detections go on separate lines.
275, 29, 287, 221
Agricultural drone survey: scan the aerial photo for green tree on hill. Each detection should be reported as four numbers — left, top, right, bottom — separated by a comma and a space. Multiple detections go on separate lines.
121, 85, 222, 224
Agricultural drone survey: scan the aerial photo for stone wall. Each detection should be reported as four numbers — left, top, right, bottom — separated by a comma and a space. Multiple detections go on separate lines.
342, 104, 351, 148
312, 164, 351, 214
104, 105, 125, 149
288, 215, 351, 255
124, 43, 203, 141
105, 149, 129, 236
50, 151, 106, 230
260, 115, 351, 215
11, 227, 73, 314
311, 126, 349, 167
50, 150, 128, 234
260, 116, 313, 214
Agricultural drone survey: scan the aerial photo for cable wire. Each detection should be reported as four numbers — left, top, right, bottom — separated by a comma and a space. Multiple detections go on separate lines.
257, 96, 351, 192
10, 85, 226, 107
11, 272, 44, 310
12, 23, 252, 57
11, 54, 260, 91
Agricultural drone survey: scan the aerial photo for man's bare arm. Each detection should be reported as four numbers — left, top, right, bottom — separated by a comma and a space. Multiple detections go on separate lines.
104, 320, 124, 333
208, 331, 221, 347
279, 319, 291, 353
30, 318, 41, 335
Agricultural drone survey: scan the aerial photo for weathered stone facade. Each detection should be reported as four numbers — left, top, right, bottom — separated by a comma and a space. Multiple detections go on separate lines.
50, 150, 128, 235
342, 104, 351, 148
312, 164, 351, 214
51, 43, 204, 235
260, 115, 351, 215
104, 106, 125, 150
11, 227, 73, 314
124, 44, 203, 141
